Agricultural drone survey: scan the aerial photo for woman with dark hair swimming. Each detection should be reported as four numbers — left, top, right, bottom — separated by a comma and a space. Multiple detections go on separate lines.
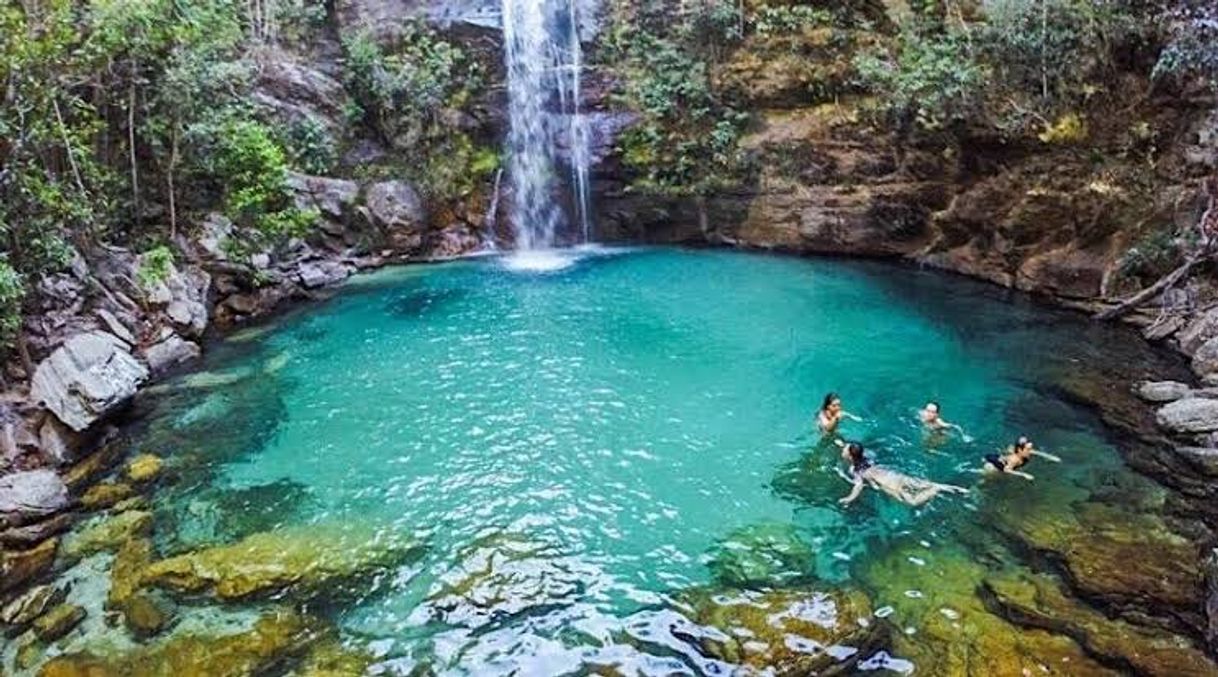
980, 436, 1059, 480
838, 441, 969, 506
817, 392, 860, 434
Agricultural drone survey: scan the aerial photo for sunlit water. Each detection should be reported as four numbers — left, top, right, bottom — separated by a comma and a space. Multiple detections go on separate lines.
124, 247, 1186, 673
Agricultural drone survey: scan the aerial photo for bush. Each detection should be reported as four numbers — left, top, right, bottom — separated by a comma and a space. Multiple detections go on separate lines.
750, 5, 833, 37
137, 245, 175, 288
0, 260, 24, 350
854, 26, 985, 132
280, 116, 337, 175
195, 118, 315, 249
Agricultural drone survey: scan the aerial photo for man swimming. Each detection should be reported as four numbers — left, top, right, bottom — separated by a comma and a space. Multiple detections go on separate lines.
919, 402, 970, 440
838, 441, 969, 507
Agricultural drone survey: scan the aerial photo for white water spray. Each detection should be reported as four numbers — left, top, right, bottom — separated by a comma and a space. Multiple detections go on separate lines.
501, 0, 593, 250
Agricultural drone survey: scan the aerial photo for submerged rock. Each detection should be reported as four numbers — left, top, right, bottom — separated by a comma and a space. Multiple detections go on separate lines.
421, 533, 594, 629
991, 501, 1204, 637
122, 593, 172, 639
982, 570, 1216, 676
108, 537, 153, 610
80, 482, 135, 511
62, 510, 152, 560
1, 538, 58, 594
706, 522, 816, 588
142, 523, 423, 601
156, 479, 314, 554
1, 584, 65, 630
125, 454, 164, 484
38, 609, 323, 677
30, 331, 149, 432
31, 603, 85, 642
679, 585, 877, 675
0, 470, 70, 527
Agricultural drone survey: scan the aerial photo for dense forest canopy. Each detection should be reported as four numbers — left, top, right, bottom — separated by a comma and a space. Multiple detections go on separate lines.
1, 0, 1216, 356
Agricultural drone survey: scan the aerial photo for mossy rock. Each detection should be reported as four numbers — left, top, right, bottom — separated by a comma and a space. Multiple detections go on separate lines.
421, 533, 590, 629
706, 522, 815, 588
108, 537, 154, 610
38, 609, 322, 677
122, 593, 172, 639
296, 637, 376, 677
125, 454, 164, 484
142, 523, 424, 601
989, 500, 1204, 635
981, 569, 1217, 675
1, 537, 58, 594
62, 510, 152, 560
31, 603, 85, 642
1, 584, 66, 631
80, 482, 135, 511
857, 540, 1115, 676
155, 479, 314, 555
680, 584, 877, 675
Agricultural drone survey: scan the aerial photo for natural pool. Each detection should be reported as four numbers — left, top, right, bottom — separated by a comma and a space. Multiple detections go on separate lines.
18, 247, 1215, 675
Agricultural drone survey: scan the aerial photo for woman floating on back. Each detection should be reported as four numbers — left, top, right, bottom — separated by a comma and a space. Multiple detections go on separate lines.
817, 392, 860, 434
838, 441, 968, 507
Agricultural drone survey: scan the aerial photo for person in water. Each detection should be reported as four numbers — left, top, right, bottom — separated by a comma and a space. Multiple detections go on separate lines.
919, 401, 971, 444
838, 441, 968, 506
817, 392, 860, 433
980, 436, 1059, 480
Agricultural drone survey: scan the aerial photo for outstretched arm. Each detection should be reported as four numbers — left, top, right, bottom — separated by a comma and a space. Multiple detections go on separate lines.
1008, 470, 1035, 481
1031, 450, 1061, 463
843, 411, 863, 422
839, 480, 865, 504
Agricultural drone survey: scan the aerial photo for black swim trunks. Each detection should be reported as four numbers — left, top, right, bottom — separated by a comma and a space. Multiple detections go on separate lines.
984, 454, 1006, 471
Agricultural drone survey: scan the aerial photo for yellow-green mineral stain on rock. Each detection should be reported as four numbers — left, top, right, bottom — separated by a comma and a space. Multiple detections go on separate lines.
37, 609, 322, 677
857, 540, 1116, 676
125, 454, 164, 484
62, 510, 152, 560
678, 584, 877, 675
141, 523, 424, 601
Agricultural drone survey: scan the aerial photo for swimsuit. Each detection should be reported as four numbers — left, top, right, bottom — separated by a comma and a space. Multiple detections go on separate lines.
984, 454, 1006, 471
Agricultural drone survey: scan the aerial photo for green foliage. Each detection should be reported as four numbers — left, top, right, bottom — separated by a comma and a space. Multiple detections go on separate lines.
1119, 228, 1184, 283
750, 5, 833, 37
0, 260, 25, 350
280, 117, 338, 175
196, 119, 316, 248
1153, 2, 1218, 88
341, 23, 482, 149
605, 25, 753, 195
854, 26, 985, 132
137, 245, 176, 288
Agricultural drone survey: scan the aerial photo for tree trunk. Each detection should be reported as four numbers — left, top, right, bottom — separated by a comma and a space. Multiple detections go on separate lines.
128, 79, 140, 232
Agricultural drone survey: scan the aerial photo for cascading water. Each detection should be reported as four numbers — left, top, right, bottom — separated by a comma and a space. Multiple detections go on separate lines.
501, 0, 593, 251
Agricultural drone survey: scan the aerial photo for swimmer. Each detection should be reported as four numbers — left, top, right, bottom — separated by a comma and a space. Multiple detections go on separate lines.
919, 402, 971, 440
817, 392, 861, 434
838, 441, 969, 507
979, 436, 1058, 480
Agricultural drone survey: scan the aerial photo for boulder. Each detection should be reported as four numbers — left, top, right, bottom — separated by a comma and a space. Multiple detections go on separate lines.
364, 180, 425, 252
195, 213, 234, 261
1180, 308, 1218, 355
123, 593, 171, 638
0, 513, 74, 548
142, 262, 210, 338
1157, 398, 1218, 434
0, 538, 58, 594
1195, 337, 1218, 378
142, 523, 424, 601
0, 470, 69, 527
286, 173, 359, 222
1, 584, 65, 630
31, 602, 85, 641
296, 261, 352, 289
681, 585, 878, 674
38, 415, 81, 465
1136, 380, 1191, 403
108, 537, 153, 610
30, 331, 149, 432
142, 334, 202, 374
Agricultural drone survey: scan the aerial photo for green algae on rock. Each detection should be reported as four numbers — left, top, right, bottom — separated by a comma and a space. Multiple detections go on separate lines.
679, 585, 878, 675
123, 593, 173, 639
80, 482, 135, 511
142, 523, 424, 601
981, 570, 1218, 675
705, 522, 816, 589
125, 454, 164, 484
37, 609, 323, 677
62, 510, 152, 560
1, 584, 65, 632
32, 603, 86, 642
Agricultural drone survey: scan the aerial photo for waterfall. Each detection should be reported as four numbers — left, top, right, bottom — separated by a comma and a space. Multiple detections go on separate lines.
501, 0, 593, 250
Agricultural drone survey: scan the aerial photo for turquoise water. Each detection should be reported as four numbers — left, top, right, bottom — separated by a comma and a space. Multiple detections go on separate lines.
129, 247, 1184, 673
